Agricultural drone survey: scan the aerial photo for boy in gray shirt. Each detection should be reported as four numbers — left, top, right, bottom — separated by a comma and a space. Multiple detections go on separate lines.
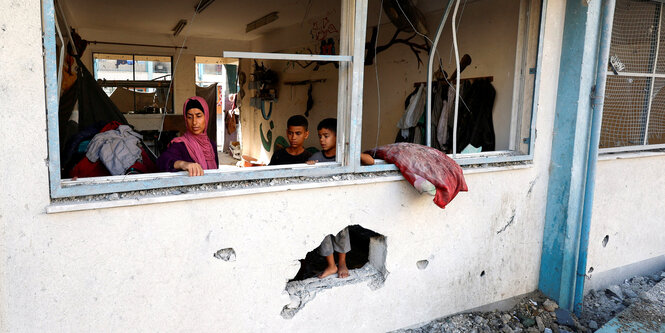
310, 119, 374, 278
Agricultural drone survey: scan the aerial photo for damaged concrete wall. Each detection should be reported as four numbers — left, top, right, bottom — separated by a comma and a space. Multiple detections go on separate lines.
584, 155, 665, 291
2, 0, 638, 332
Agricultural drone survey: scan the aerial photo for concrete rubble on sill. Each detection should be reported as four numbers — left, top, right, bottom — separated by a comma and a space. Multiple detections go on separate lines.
48, 161, 533, 213
47, 171, 403, 213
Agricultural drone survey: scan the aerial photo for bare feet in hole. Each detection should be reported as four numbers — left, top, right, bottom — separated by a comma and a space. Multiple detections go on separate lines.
338, 262, 349, 279
318, 265, 338, 279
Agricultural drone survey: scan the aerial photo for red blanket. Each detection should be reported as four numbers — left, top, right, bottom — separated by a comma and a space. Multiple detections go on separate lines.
368, 143, 468, 208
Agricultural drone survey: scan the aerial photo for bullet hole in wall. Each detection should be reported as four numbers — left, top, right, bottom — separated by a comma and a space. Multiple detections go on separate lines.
588, 267, 594, 274
480, 270, 486, 277
213, 248, 236, 261
602, 235, 609, 248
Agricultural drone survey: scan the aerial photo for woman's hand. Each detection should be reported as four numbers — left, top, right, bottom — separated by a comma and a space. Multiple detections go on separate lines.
174, 160, 204, 176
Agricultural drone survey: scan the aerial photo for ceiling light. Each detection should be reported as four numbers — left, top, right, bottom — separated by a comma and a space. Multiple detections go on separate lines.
246, 12, 279, 33
195, 0, 216, 14
172, 19, 187, 37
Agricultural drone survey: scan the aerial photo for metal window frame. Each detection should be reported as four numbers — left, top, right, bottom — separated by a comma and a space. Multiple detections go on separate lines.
600, 1, 665, 153
92, 52, 175, 112
43, 0, 368, 198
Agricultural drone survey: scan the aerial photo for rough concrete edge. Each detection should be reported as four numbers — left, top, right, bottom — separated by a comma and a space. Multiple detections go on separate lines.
595, 278, 665, 333
280, 263, 386, 319
281, 235, 389, 319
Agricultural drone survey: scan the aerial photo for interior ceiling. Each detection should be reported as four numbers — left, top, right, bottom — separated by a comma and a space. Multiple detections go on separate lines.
60, 0, 340, 41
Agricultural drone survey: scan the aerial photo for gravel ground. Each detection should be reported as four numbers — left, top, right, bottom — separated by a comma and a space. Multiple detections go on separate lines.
393, 269, 665, 333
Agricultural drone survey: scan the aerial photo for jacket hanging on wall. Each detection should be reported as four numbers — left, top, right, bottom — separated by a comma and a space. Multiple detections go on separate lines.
452, 78, 496, 153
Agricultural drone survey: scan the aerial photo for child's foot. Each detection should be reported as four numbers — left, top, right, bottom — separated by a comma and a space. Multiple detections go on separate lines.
318, 265, 338, 279
338, 262, 349, 279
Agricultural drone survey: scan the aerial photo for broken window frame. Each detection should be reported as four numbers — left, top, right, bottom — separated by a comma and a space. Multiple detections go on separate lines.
600, 0, 665, 154
43, 0, 370, 198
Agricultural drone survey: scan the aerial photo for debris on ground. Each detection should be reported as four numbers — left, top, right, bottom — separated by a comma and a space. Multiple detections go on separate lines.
578, 271, 661, 329
394, 269, 665, 333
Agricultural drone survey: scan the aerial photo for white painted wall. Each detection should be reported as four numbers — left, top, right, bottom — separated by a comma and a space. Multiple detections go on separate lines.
3, 0, 659, 332
584, 155, 665, 290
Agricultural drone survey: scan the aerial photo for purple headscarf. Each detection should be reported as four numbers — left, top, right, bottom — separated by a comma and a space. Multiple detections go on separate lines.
171, 96, 217, 170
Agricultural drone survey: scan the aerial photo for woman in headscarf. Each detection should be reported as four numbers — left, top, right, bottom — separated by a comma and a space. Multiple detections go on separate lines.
157, 96, 218, 176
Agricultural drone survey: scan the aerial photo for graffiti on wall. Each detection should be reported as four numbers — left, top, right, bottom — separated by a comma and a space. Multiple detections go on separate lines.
310, 15, 339, 41
285, 38, 339, 72
260, 120, 274, 152
284, 10, 340, 72
258, 101, 275, 152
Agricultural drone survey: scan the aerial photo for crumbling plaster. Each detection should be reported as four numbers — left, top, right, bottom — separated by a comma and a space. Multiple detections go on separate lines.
2, 0, 659, 332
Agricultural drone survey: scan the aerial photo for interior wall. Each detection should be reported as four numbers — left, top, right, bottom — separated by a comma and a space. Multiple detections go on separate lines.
240, 0, 521, 158
239, 9, 342, 162
361, 0, 521, 151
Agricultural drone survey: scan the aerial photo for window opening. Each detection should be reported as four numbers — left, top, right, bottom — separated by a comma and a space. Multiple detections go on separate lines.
44, 0, 365, 198
361, 0, 542, 167
601, 0, 665, 152
282, 225, 387, 319
93, 53, 174, 114
43, 0, 546, 199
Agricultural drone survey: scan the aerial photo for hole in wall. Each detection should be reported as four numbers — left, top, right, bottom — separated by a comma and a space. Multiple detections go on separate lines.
588, 267, 594, 274
213, 248, 236, 261
289, 225, 380, 281
416, 260, 429, 270
281, 225, 388, 319
480, 270, 486, 277
602, 235, 609, 247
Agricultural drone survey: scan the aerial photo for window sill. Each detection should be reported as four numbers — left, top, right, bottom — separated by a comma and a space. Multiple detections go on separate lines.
598, 149, 665, 161
47, 171, 405, 214
47, 159, 533, 214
